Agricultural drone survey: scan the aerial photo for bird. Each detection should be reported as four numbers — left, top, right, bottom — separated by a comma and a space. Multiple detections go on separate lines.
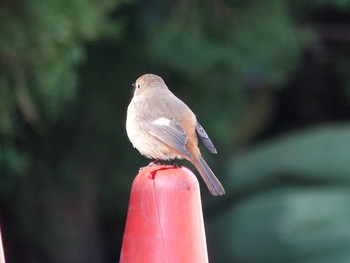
126, 74, 225, 196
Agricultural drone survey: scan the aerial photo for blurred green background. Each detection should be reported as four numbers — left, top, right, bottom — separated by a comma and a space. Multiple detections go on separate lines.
1, 0, 350, 262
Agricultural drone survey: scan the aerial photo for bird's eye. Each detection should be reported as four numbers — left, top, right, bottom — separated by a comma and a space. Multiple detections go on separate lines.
131, 82, 141, 90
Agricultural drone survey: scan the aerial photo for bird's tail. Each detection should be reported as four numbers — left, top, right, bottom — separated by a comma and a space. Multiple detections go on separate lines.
193, 156, 225, 196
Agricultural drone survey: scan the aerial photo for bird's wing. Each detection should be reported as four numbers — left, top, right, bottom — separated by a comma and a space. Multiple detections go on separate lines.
195, 121, 217, 154
142, 117, 191, 158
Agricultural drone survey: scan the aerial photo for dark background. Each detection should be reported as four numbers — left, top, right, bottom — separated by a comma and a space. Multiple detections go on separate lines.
1, 0, 350, 262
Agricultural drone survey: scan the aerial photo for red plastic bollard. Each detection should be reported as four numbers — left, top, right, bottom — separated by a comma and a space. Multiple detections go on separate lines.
0, 227, 5, 263
119, 165, 209, 263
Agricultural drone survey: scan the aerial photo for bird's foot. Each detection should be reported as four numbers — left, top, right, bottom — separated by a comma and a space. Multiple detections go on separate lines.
139, 160, 160, 172
148, 159, 162, 166
171, 158, 180, 168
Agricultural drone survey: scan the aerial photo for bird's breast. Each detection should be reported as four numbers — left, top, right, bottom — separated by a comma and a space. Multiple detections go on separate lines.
126, 99, 182, 160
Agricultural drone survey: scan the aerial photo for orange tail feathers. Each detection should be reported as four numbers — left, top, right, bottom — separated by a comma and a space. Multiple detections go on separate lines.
192, 156, 225, 196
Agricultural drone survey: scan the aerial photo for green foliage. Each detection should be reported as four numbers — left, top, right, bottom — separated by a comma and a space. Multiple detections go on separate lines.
208, 187, 350, 263
207, 125, 350, 262
311, 0, 350, 10
226, 125, 350, 193
147, 0, 304, 85
0, 0, 123, 134
0, 74, 16, 135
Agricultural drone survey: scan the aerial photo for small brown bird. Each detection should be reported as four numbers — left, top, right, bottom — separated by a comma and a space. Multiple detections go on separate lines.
126, 74, 225, 196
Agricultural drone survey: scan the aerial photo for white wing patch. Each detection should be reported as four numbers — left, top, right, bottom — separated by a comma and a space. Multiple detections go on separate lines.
153, 117, 171, 126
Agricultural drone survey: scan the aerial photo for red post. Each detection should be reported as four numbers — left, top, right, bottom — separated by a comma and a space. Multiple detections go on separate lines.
0, 227, 5, 263
119, 165, 208, 263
